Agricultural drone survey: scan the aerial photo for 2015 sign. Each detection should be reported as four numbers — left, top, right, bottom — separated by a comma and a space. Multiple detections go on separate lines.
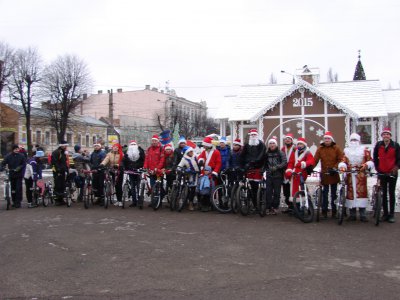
293, 97, 313, 107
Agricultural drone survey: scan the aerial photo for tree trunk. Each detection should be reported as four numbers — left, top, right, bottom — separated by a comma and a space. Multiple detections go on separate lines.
26, 114, 32, 156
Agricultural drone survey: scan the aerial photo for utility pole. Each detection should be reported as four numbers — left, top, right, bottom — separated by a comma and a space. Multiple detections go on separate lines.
0, 60, 4, 156
108, 89, 114, 126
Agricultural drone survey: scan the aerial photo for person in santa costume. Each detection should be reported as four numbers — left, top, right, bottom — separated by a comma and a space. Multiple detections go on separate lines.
240, 129, 266, 207
198, 136, 222, 179
373, 127, 400, 223
281, 133, 295, 213
285, 137, 315, 203
123, 140, 145, 207
313, 131, 344, 219
338, 133, 374, 222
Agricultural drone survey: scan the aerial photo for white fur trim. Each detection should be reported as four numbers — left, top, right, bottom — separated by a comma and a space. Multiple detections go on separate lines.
338, 162, 347, 170
202, 142, 212, 147
345, 198, 368, 208
301, 161, 307, 169
366, 161, 374, 169
285, 168, 293, 173
212, 171, 218, 176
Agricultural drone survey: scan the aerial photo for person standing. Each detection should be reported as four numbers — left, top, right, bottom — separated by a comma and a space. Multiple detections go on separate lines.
101, 143, 124, 206
264, 137, 287, 215
123, 140, 145, 207
217, 136, 231, 172
198, 136, 222, 179
162, 143, 175, 205
173, 136, 187, 169
281, 133, 295, 213
285, 138, 315, 204
72, 144, 90, 202
51, 140, 69, 205
338, 133, 374, 222
1, 144, 26, 208
313, 131, 344, 219
24, 150, 45, 208
239, 129, 266, 207
90, 143, 106, 201
373, 127, 400, 223
178, 146, 200, 211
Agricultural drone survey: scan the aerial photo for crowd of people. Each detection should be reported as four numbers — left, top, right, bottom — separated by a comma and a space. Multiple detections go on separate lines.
1, 127, 399, 223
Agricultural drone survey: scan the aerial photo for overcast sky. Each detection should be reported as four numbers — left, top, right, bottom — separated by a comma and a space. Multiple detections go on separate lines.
1, 0, 399, 115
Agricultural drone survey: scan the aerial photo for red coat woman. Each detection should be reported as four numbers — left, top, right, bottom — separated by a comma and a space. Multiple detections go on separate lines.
285, 138, 315, 200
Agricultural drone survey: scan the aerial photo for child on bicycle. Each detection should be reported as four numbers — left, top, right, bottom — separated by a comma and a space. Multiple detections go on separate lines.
197, 166, 214, 212
177, 146, 200, 211
24, 150, 45, 208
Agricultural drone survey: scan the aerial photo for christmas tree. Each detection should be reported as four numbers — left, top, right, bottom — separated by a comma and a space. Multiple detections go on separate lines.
353, 50, 366, 80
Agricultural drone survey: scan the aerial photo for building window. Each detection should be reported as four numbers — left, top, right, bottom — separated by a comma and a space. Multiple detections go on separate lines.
45, 132, 50, 145
66, 133, 72, 145
36, 130, 41, 145
93, 136, 96, 145
356, 122, 373, 145
86, 135, 89, 147
76, 134, 81, 146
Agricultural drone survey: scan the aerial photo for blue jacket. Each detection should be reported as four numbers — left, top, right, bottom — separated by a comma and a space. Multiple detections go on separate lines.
217, 146, 231, 171
229, 149, 242, 169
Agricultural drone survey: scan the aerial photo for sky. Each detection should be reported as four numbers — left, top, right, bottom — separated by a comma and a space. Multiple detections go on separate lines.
1, 0, 399, 116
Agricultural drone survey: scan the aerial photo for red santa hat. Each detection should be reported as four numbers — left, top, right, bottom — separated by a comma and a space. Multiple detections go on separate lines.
233, 138, 243, 146
381, 127, 392, 136
323, 131, 335, 142
164, 143, 173, 151
151, 134, 159, 141
248, 129, 258, 135
202, 136, 213, 147
129, 140, 137, 145
268, 136, 278, 146
284, 133, 294, 141
297, 137, 308, 147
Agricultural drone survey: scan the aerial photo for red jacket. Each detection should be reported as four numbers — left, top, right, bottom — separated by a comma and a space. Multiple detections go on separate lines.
144, 144, 165, 170
198, 148, 222, 176
373, 140, 400, 174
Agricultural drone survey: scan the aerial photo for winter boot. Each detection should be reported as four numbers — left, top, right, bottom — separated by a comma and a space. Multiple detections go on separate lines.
347, 208, 357, 221
321, 210, 328, 220
359, 208, 368, 222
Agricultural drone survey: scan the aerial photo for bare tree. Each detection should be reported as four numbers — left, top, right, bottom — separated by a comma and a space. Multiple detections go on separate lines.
8, 47, 42, 155
269, 72, 277, 84
327, 67, 339, 82
41, 54, 92, 143
0, 41, 15, 100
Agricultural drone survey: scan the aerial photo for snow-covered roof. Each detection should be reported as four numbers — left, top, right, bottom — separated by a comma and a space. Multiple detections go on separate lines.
217, 79, 388, 122
382, 89, 400, 114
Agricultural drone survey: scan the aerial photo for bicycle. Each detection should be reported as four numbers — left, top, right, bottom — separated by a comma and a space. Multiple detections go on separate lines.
256, 171, 268, 217
230, 168, 244, 214
312, 171, 323, 222
138, 169, 151, 210
236, 169, 259, 216
169, 170, 182, 211
150, 170, 165, 211
64, 170, 77, 207
42, 181, 54, 207
32, 178, 46, 207
175, 169, 198, 212
369, 172, 395, 226
103, 168, 117, 209
2, 168, 11, 210
291, 172, 314, 223
211, 169, 234, 214
81, 170, 97, 209
121, 170, 134, 209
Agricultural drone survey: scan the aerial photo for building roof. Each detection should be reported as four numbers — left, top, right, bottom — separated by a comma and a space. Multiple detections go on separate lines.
3, 103, 108, 127
217, 79, 388, 122
382, 89, 400, 114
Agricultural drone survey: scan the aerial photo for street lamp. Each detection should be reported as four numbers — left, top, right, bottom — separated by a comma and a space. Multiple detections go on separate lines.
280, 70, 296, 84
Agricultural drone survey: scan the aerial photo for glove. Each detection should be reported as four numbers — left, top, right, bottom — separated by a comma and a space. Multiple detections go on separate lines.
328, 168, 336, 176
14, 165, 22, 172
391, 166, 399, 175
270, 166, 277, 173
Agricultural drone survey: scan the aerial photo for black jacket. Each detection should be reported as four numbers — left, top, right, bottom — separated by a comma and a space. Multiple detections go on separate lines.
264, 149, 287, 178
240, 140, 266, 169
1, 152, 26, 179
90, 150, 106, 168
123, 147, 145, 170
51, 147, 68, 173
173, 147, 185, 168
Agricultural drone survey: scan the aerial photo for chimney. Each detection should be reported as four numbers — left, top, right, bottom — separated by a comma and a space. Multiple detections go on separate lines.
295, 66, 320, 85
98, 90, 103, 94
151, 87, 158, 92
117, 88, 123, 93
83, 93, 87, 100
145, 85, 150, 90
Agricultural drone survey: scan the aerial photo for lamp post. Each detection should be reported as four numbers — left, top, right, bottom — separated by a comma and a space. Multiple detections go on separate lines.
280, 70, 296, 84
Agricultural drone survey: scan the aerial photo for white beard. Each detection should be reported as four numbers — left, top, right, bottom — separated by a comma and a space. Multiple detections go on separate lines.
249, 137, 260, 146
127, 145, 140, 161
344, 143, 365, 166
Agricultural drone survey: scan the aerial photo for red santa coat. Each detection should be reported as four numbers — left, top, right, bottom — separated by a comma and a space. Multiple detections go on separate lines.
144, 144, 165, 171
281, 144, 295, 184
285, 148, 315, 199
198, 148, 222, 176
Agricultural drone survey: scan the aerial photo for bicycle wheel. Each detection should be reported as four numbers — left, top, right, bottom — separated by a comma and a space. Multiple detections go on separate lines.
151, 182, 162, 210
315, 187, 322, 222
122, 183, 130, 209
5, 185, 11, 210
83, 184, 90, 209
169, 184, 178, 211
292, 191, 314, 223
211, 185, 231, 213
230, 185, 239, 214
138, 181, 146, 209
337, 187, 346, 225
256, 186, 266, 217
103, 182, 112, 209
237, 186, 250, 216
374, 189, 382, 226
177, 186, 189, 212
65, 188, 72, 207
